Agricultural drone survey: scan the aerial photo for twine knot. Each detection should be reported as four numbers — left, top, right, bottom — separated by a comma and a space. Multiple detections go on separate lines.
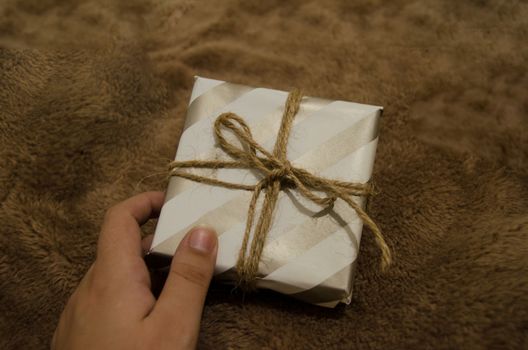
266, 161, 292, 183
169, 89, 391, 288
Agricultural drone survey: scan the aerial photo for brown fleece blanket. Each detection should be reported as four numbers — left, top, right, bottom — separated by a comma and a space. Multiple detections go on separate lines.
1, 1, 527, 349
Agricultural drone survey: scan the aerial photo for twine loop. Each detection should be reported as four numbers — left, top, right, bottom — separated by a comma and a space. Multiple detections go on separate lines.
169, 89, 391, 288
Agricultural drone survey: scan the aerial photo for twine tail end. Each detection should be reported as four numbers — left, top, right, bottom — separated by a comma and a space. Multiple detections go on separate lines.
380, 250, 393, 272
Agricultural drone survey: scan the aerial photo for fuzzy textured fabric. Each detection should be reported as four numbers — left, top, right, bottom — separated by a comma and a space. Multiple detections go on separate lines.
1, 1, 527, 349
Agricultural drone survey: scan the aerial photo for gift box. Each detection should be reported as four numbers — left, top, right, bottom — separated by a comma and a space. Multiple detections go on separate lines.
148, 76, 387, 307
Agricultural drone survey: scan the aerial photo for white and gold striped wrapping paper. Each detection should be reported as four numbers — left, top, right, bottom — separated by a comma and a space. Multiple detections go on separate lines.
149, 76, 382, 307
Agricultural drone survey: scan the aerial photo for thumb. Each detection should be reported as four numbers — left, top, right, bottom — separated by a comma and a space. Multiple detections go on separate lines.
149, 226, 217, 345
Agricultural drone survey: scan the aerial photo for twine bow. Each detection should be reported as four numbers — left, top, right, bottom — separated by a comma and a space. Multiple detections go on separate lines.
169, 89, 391, 288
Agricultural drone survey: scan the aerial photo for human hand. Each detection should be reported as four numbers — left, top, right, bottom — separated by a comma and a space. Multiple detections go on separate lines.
52, 191, 218, 350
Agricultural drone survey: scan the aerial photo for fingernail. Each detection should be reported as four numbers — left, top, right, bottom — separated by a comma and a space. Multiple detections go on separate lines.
188, 227, 217, 254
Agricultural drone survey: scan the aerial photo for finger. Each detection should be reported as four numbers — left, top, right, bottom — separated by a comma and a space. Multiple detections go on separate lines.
141, 234, 154, 255
148, 226, 217, 346
97, 191, 165, 264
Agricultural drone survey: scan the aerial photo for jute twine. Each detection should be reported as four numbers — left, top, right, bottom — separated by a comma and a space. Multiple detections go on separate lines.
169, 90, 391, 288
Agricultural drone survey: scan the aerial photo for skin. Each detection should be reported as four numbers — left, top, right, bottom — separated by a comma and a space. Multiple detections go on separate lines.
52, 191, 218, 350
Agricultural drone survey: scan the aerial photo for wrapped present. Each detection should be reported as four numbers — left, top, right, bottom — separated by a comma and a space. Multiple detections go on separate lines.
147, 76, 390, 307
